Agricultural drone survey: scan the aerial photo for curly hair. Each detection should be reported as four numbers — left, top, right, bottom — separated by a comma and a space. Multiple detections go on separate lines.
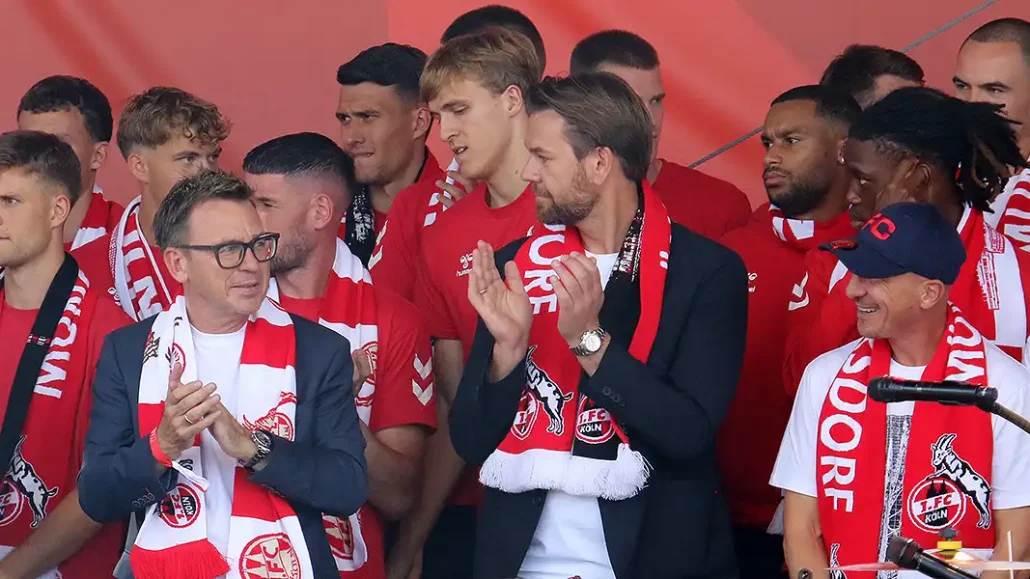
850, 86, 1028, 212
116, 86, 230, 159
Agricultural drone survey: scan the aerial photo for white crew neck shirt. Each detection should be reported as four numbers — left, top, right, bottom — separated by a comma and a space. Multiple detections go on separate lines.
771, 340, 1030, 577
191, 324, 246, 569
519, 252, 619, 579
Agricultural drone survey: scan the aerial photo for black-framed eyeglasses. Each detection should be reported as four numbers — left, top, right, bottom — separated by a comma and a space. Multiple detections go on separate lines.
175, 232, 279, 269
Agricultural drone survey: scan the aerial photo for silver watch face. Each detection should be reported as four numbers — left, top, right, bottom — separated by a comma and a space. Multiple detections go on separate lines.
582, 332, 603, 352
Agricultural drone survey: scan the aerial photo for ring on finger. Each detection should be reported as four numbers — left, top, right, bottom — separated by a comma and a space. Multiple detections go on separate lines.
183, 412, 196, 425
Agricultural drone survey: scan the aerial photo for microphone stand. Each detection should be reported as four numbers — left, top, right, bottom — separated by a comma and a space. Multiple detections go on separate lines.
989, 400, 1030, 436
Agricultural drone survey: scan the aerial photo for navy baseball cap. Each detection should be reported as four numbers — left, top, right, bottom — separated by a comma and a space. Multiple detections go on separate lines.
820, 202, 966, 284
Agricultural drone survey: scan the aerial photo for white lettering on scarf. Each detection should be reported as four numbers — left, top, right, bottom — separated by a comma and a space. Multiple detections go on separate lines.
36, 273, 89, 397
525, 232, 564, 315
947, 316, 987, 383
818, 350, 872, 513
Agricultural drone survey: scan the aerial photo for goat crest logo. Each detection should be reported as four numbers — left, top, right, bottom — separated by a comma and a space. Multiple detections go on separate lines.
142, 331, 159, 364
906, 433, 992, 533
243, 391, 298, 440
0, 436, 58, 529
524, 346, 573, 436
827, 543, 848, 579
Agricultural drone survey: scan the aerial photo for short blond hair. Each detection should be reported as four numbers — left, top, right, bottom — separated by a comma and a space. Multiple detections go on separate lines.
421, 27, 543, 103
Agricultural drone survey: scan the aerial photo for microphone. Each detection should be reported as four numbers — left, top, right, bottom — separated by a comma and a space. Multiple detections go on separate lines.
887, 536, 977, 579
868, 377, 998, 411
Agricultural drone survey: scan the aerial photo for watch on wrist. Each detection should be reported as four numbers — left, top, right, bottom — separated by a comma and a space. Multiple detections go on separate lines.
242, 430, 273, 471
571, 327, 607, 356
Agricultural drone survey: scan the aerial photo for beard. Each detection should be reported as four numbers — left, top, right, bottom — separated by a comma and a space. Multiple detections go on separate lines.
767, 171, 831, 219
270, 227, 314, 275
535, 169, 598, 226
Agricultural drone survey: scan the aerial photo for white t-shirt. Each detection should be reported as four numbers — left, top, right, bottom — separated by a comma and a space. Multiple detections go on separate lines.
192, 324, 246, 566
519, 252, 619, 579
770, 339, 1030, 576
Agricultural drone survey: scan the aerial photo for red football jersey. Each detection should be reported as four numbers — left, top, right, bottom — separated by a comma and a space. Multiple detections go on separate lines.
338, 150, 446, 247
66, 190, 125, 251
69, 235, 117, 304
369, 154, 449, 301
652, 159, 752, 240
278, 286, 436, 578
0, 293, 129, 578
415, 183, 538, 359
414, 182, 537, 507
717, 210, 854, 529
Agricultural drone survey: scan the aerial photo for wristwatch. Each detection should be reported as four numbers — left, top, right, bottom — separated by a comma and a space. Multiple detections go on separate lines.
242, 430, 274, 472
571, 328, 607, 356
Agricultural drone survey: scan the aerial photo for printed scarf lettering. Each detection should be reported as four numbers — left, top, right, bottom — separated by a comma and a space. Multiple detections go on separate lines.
480, 183, 671, 500
268, 237, 377, 575
0, 268, 97, 576
132, 296, 314, 579
950, 208, 1027, 358
816, 304, 993, 569
111, 196, 175, 321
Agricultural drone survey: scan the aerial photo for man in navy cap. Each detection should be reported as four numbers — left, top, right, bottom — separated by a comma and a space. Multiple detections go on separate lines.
771, 202, 1030, 578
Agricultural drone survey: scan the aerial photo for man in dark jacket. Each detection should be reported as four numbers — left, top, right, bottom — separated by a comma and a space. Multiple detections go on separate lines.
78, 170, 367, 578
452, 72, 748, 579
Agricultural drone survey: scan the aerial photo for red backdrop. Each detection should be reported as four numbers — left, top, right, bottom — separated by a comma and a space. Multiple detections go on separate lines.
3, 0, 1029, 207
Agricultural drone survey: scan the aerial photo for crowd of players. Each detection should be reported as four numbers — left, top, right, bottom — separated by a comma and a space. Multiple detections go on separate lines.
2, 3, 1030, 579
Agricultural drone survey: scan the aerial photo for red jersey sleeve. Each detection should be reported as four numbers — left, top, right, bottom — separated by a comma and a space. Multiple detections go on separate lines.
413, 235, 460, 340
370, 186, 422, 301
782, 255, 858, 396
76, 297, 132, 458
719, 183, 753, 237
369, 290, 437, 433
782, 249, 834, 395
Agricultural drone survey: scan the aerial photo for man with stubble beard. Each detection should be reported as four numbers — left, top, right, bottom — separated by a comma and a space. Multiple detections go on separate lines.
717, 86, 859, 579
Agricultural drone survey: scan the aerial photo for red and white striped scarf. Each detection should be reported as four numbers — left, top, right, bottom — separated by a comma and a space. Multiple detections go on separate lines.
480, 184, 670, 500
267, 238, 378, 574
69, 187, 113, 250
816, 304, 993, 570
986, 162, 1030, 249
828, 207, 1029, 360
111, 196, 177, 321
767, 204, 855, 253
420, 157, 460, 227
132, 295, 313, 579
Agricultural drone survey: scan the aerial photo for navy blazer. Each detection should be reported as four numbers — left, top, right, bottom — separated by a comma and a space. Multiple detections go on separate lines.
78, 313, 367, 577
451, 224, 748, 579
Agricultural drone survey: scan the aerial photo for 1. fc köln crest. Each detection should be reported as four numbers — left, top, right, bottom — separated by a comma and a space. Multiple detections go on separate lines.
906, 433, 992, 533
239, 533, 301, 579
243, 391, 298, 440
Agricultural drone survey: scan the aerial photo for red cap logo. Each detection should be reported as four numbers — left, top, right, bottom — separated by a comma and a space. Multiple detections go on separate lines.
865, 214, 897, 240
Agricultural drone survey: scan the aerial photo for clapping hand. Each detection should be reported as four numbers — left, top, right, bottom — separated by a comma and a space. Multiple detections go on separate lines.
351, 349, 372, 396
155, 363, 221, 462
467, 240, 532, 379
208, 402, 258, 463
550, 253, 604, 347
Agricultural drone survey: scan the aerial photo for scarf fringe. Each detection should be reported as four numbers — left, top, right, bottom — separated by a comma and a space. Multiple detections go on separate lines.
479, 443, 651, 501
130, 540, 230, 579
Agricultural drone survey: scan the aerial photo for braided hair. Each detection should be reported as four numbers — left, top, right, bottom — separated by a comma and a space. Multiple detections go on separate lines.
849, 86, 1027, 212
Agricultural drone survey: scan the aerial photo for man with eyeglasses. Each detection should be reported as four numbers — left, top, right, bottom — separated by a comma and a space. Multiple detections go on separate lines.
78, 170, 368, 579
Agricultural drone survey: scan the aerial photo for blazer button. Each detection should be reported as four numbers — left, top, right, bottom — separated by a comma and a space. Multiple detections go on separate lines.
601, 386, 612, 396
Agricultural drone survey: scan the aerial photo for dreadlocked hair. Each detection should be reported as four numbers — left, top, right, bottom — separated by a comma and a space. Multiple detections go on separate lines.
849, 86, 1027, 213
